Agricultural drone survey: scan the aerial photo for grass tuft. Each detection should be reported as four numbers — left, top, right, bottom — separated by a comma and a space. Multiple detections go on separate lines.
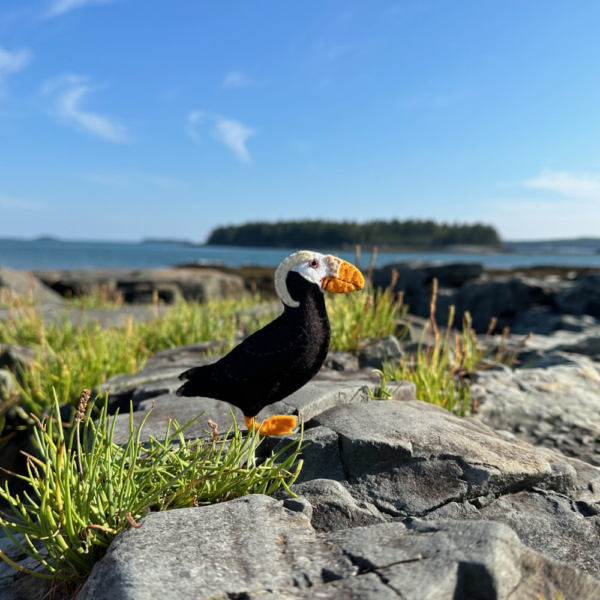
0, 389, 302, 582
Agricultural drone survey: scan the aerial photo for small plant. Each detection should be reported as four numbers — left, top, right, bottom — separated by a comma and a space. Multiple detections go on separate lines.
328, 270, 406, 352
0, 390, 302, 582
367, 369, 394, 400
382, 278, 524, 416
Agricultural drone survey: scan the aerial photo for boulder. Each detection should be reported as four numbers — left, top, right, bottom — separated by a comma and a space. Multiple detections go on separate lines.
471, 357, 600, 465
76, 495, 600, 600
35, 268, 245, 304
0, 344, 36, 376
310, 400, 577, 517
109, 381, 375, 445
291, 479, 387, 532
425, 488, 600, 578
357, 335, 403, 369
0, 267, 63, 305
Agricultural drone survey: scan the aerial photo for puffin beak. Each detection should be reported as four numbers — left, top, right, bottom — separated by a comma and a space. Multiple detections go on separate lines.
322, 258, 365, 293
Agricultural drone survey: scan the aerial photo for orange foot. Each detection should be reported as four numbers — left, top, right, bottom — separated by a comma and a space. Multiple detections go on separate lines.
244, 415, 298, 436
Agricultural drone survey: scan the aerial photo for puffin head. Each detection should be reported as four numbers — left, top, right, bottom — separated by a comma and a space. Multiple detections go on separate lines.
274, 250, 364, 308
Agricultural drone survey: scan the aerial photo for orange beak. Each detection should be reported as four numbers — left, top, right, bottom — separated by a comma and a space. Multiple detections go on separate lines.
322, 259, 364, 294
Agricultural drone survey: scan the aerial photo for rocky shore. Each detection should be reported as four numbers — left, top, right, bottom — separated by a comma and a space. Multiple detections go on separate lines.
1, 262, 600, 599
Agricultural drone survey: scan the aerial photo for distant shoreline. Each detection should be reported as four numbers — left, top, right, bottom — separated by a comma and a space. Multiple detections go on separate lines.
1, 237, 600, 256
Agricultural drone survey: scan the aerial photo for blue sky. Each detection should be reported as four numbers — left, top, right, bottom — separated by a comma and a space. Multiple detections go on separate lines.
1, 1, 600, 242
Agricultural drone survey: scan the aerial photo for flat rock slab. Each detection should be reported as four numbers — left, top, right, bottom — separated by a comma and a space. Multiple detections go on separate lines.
472, 357, 600, 465
78, 495, 355, 600
311, 400, 577, 516
425, 488, 600, 578
109, 381, 391, 445
77, 495, 600, 600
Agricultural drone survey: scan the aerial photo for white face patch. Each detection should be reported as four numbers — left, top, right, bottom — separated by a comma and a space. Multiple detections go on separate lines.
290, 252, 330, 291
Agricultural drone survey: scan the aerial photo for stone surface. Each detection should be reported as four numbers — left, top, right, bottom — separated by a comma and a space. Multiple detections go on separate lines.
35, 268, 245, 304
311, 400, 577, 517
357, 335, 403, 369
0, 344, 36, 376
471, 357, 600, 465
77, 495, 600, 600
323, 350, 359, 371
0, 267, 64, 305
426, 488, 600, 578
292, 479, 387, 532
78, 495, 356, 600
0, 304, 167, 329
109, 381, 374, 445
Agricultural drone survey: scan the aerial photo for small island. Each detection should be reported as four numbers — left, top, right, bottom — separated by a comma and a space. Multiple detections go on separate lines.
207, 219, 502, 250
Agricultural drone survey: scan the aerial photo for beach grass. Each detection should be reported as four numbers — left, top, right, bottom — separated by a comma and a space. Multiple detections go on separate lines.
0, 390, 302, 582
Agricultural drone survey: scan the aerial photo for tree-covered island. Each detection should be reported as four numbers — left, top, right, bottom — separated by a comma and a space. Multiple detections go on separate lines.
207, 219, 502, 249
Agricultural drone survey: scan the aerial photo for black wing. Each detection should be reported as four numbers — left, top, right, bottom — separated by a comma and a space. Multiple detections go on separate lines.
176, 314, 313, 409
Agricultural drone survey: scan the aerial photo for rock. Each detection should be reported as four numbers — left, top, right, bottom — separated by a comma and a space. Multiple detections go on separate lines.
557, 333, 600, 360
274, 426, 347, 483
0, 267, 63, 305
311, 400, 577, 517
0, 535, 56, 600
77, 495, 600, 600
0, 369, 16, 398
331, 519, 600, 600
109, 381, 373, 445
426, 488, 600, 578
35, 268, 245, 304
292, 479, 387, 532
0, 344, 36, 376
77, 495, 356, 600
557, 274, 600, 318
471, 358, 600, 465
453, 276, 569, 332
324, 351, 359, 371
357, 336, 403, 369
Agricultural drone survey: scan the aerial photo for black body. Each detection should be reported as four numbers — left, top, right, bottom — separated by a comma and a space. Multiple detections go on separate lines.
176, 271, 331, 417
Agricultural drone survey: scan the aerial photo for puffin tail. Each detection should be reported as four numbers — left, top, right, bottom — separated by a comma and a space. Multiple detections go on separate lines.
176, 366, 209, 397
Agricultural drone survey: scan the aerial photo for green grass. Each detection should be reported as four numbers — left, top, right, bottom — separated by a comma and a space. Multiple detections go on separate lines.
0, 390, 303, 582
379, 278, 524, 415
327, 275, 406, 352
0, 295, 276, 418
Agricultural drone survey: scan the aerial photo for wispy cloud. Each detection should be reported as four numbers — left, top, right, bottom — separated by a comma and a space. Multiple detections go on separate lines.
187, 111, 256, 163
479, 170, 600, 239
42, 74, 130, 143
46, 0, 116, 18
223, 70, 253, 89
0, 46, 32, 92
524, 170, 600, 202
0, 193, 42, 210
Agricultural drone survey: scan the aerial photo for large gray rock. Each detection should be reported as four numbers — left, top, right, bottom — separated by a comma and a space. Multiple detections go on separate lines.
109, 381, 375, 445
357, 335, 403, 369
0, 304, 168, 328
472, 357, 600, 465
291, 479, 387, 532
426, 488, 600, 578
311, 400, 577, 517
332, 518, 600, 600
77, 495, 600, 600
35, 268, 244, 304
0, 267, 63, 305
78, 495, 355, 600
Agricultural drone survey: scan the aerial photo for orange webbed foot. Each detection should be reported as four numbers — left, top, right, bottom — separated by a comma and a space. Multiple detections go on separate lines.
244, 415, 297, 436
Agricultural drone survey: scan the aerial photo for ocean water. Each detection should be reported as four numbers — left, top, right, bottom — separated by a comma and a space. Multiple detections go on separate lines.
1, 239, 600, 271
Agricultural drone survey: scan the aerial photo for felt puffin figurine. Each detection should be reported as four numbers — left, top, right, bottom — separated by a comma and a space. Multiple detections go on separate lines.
176, 251, 364, 435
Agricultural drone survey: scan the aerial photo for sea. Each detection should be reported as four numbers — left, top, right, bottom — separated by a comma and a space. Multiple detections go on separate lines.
1, 239, 600, 271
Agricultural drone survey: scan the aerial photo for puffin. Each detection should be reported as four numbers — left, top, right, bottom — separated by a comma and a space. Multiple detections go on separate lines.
176, 251, 364, 435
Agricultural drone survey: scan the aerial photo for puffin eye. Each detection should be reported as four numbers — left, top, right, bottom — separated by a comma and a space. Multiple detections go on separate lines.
309, 259, 319, 269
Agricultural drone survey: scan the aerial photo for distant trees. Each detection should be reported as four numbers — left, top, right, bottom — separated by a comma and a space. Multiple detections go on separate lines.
207, 219, 502, 248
